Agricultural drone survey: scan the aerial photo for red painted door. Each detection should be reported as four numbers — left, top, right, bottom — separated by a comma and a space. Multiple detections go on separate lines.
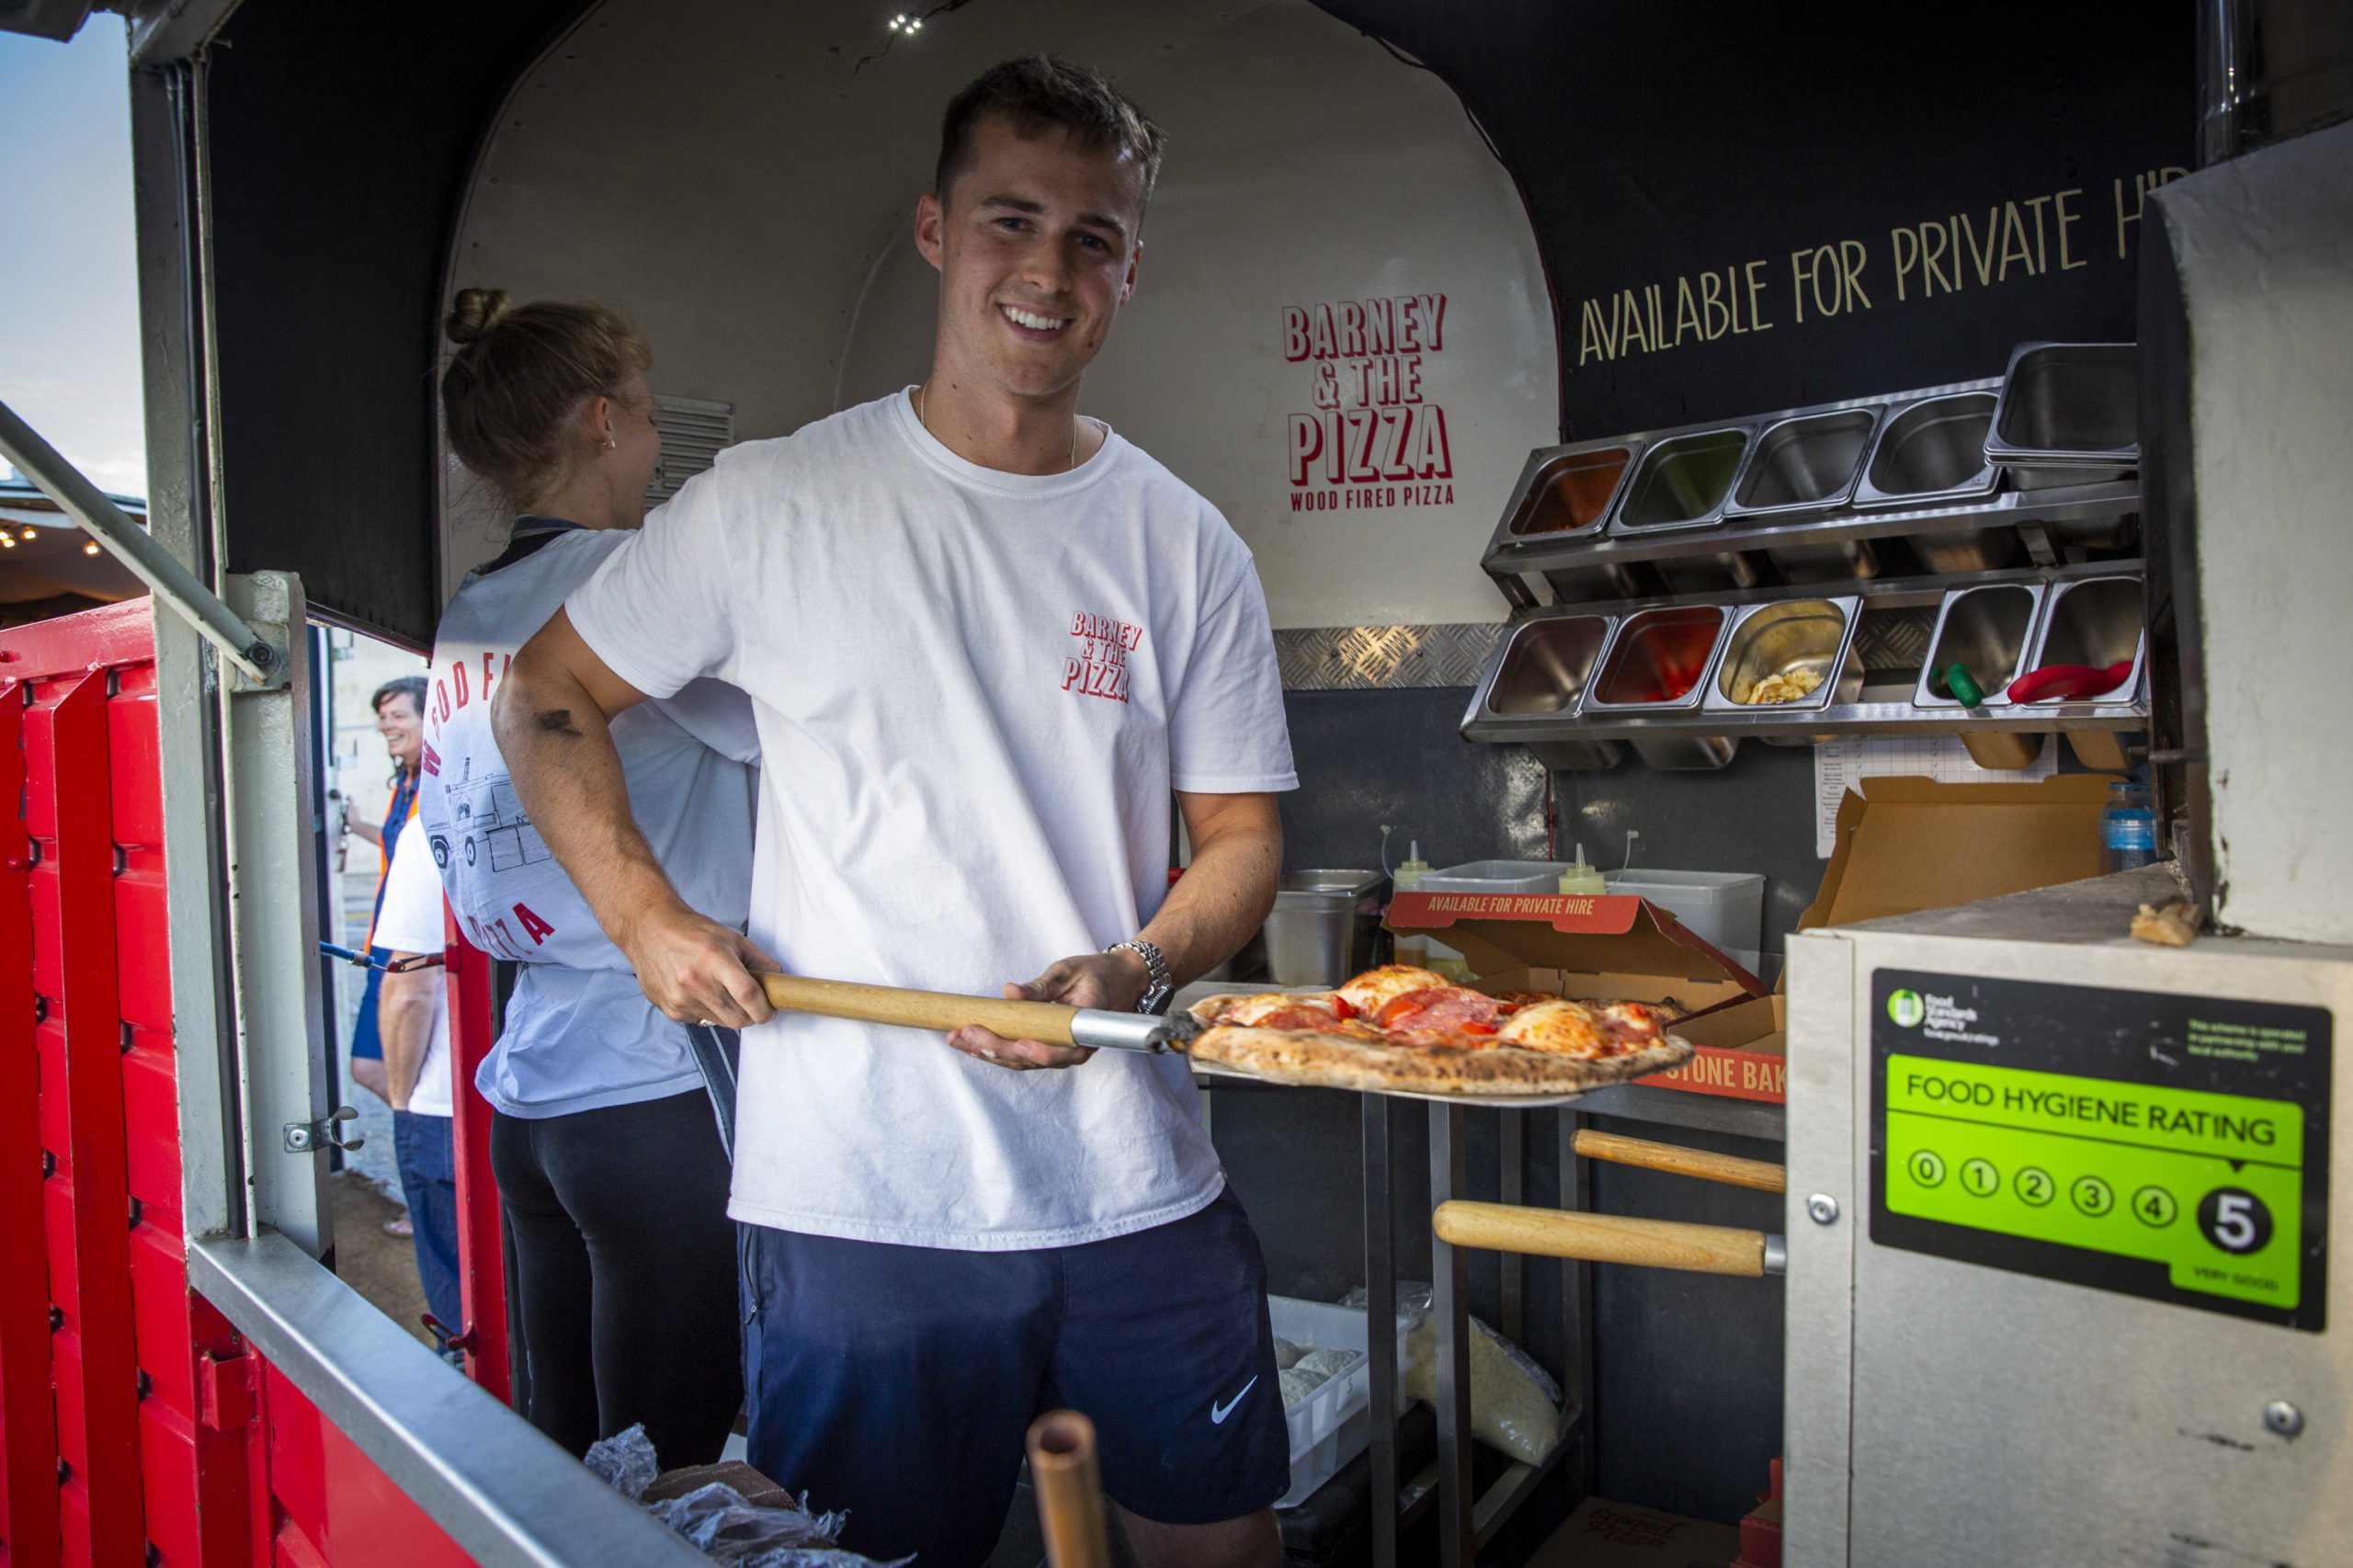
0, 601, 487, 1568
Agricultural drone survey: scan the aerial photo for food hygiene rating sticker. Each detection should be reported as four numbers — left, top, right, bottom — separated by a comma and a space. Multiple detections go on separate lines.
1870, 971, 2331, 1331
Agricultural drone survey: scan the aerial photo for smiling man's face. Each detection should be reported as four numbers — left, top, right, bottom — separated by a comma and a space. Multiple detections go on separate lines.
916, 112, 1146, 405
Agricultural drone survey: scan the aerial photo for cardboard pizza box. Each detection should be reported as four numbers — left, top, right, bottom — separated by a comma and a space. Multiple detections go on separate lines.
1526, 1497, 1743, 1568
1385, 890, 1785, 1100
1799, 772, 2114, 937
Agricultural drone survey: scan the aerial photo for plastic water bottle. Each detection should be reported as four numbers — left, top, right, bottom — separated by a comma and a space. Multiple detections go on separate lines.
2101, 780, 2159, 873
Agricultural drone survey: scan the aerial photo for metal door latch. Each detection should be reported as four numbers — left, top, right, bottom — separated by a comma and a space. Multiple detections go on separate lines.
284, 1105, 365, 1153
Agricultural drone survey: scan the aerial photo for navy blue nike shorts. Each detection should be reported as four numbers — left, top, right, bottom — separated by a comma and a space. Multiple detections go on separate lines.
739, 1187, 1289, 1567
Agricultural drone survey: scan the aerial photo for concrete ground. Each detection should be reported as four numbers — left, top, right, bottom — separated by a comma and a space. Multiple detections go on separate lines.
330, 1165, 433, 1347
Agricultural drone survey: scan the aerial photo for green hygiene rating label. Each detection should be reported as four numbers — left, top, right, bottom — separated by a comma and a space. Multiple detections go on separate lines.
1885, 1056, 2302, 1308
1871, 972, 2331, 1331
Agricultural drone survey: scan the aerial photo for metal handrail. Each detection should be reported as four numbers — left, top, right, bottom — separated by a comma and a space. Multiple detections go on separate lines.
0, 395, 277, 683
188, 1233, 708, 1568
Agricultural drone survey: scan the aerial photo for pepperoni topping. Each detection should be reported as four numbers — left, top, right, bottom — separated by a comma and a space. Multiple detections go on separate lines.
1377, 985, 1511, 1034
1250, 1005, 1349, 1031
1492, 991, 1560, 1011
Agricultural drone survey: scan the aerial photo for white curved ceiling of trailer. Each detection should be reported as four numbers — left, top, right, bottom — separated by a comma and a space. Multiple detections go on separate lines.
443, 0, 1556, 630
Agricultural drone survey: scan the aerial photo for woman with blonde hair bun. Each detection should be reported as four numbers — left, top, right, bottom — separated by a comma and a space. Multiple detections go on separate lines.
391, 287, 759, 1463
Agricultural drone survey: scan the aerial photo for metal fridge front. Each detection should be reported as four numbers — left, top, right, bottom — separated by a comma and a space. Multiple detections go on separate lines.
1783, 867, 2347, 1566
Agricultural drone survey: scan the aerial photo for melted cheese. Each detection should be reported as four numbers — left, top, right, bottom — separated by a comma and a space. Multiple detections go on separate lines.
1336, 965, 1449, 1017
1495, 999, 1610, 1058
1224, 992, 1340, 1027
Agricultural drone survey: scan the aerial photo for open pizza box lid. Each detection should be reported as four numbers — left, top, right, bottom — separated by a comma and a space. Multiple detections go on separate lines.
1787, 773, 2116, 986
1385, 891, 1768, 1018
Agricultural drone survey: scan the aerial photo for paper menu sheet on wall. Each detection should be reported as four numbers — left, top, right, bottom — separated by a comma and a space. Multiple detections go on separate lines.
1812, 736, 2057, 857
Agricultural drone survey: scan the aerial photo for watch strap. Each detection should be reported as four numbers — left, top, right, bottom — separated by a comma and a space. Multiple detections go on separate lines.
1106, 938, 1172, 1014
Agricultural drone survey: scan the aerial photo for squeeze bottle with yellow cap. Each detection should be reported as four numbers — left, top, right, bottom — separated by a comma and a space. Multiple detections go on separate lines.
1557, 844, 1607, 896
1392, 842, 1431, 967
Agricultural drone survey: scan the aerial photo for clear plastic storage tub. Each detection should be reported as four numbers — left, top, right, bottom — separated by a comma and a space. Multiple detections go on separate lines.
1603, 869, 1765, 975
1421, 859, 1574, 894
1268, 1296, 1412, 1510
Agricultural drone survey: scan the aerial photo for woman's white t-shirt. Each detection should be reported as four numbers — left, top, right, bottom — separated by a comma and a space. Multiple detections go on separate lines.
371, 824, 454, 1118
417, 525, 759, 1119
566, 392, 1297, 1249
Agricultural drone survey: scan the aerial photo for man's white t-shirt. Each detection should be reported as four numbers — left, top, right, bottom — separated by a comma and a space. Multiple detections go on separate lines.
417, 525, 759, 1119
372, 825, 454, 1118
568, 391, 1297, 1250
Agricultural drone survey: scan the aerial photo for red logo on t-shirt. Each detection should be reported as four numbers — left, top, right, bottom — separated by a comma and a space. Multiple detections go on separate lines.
1063, 610, 1139, 704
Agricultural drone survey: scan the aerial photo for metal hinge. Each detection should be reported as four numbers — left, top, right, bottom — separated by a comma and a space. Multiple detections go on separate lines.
283, 1105, 364, 1154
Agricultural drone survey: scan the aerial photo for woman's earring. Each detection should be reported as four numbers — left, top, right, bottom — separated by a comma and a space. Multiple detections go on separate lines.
600, 437, 616, 451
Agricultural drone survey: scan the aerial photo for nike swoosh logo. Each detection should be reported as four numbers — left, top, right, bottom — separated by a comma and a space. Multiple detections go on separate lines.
1211, 1375, 1258, 1425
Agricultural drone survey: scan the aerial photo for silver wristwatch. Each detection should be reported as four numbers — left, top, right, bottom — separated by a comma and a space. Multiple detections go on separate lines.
1106, 938, 1173, 1015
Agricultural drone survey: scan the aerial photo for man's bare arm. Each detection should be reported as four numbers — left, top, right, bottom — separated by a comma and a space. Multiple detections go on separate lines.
492, 608, 775, 1027
947, 791, 1281, 1071
1144, 790, 1284, 984
379, 958, 437, 1111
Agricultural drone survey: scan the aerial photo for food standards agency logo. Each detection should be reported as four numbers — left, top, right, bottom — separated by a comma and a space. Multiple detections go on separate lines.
1887, 989, 1927, 1028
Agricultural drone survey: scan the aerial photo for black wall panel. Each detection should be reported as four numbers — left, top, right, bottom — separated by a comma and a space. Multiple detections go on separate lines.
1314, 0, 2196, 437
207, 0, 577, 645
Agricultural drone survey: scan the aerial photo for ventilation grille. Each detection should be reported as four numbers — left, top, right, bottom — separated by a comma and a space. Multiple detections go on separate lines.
645, 395, 734, 507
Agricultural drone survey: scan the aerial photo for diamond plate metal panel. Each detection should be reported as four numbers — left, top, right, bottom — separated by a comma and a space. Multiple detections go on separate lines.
1275, 624, 1503, 690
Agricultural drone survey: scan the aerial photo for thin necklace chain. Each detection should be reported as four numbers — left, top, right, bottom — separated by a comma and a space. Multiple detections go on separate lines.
916, 382, 1079, 472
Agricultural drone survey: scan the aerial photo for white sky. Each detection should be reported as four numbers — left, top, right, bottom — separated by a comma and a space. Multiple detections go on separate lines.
0, 18, 146, 498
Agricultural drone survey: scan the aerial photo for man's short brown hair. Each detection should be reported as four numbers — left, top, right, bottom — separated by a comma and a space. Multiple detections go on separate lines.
933, 55, 1165, 212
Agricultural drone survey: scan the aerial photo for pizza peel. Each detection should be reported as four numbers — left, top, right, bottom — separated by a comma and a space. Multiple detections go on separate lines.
754, 971, 1199, 1053
750, 972, 1693, 1106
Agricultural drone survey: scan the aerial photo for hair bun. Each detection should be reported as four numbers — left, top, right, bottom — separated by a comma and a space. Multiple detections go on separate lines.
445, 288, 513, 347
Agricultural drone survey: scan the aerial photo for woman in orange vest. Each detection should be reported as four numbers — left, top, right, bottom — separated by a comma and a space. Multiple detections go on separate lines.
343, 675, 427, 1110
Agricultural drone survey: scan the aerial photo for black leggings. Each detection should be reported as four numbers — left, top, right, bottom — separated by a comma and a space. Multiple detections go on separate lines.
491, 1088, 740, 1464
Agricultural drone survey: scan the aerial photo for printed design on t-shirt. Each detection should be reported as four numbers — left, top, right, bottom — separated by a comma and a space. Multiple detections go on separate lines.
428, 755, 553, 874
1063, 610, 1141, 705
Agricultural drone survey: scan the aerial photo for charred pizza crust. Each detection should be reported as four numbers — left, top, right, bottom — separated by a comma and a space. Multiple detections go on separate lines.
1184, 994, 1692, 1097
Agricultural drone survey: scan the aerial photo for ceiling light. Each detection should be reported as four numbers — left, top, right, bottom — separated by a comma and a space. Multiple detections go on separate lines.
0, 537, 15, 549
84, 541, 102, 555
18, 528, 33, 540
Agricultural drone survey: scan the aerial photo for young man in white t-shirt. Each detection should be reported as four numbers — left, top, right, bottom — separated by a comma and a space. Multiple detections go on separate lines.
494, 57, 1293, 1567
372, 824, 462, 1341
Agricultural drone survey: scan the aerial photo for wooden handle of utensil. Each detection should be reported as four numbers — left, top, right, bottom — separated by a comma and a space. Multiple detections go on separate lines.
1027, 1409, 1111, 1568
1571, 1129, 1787, 1193
1434, 1200, 1768, 1277
756, 972, 1081, 1046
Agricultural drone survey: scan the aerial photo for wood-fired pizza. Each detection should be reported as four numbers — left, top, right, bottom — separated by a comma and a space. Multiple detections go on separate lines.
1182, 965, 1694, 1097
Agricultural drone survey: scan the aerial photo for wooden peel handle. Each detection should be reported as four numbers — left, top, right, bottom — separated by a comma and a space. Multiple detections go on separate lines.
1571, 1129, 1787, 1193
1434, 1200, 1768, 1277
756, 972, 1081, 1046
1027, 1410, 1111, 1568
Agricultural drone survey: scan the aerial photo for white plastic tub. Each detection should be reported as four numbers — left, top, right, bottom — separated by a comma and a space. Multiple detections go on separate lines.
1268, 1295, 1412, 1509
1421, 859, 1574, 894
1604, 869, 1765, 973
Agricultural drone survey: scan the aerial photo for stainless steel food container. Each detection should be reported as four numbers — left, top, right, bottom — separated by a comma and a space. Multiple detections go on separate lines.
1914, 582, 2048, 708
1493, 438, 1643, 544
1728, 406, 1883, 581
1985, 342, 2139, 487
2017, 574, 2148, 706
1586, 605, 1731, 711
1460, 613, 1625, 770
1701, 597, 1860, 714
1261, 869, 1391, 986
1630, 733, 1740, 770
1726, 409, 1879, 519
1609, 427, 1752, 531
1851, 392, 2003, 509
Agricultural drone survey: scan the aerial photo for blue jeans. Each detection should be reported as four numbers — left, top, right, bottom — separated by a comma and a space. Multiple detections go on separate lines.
392, 1109, 462, 1333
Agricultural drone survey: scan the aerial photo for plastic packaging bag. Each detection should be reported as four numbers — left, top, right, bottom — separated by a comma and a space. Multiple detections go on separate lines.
1342, 1285, 1565, 1465
584, 1425, 662, 1503
585, 1425, 909, 1568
